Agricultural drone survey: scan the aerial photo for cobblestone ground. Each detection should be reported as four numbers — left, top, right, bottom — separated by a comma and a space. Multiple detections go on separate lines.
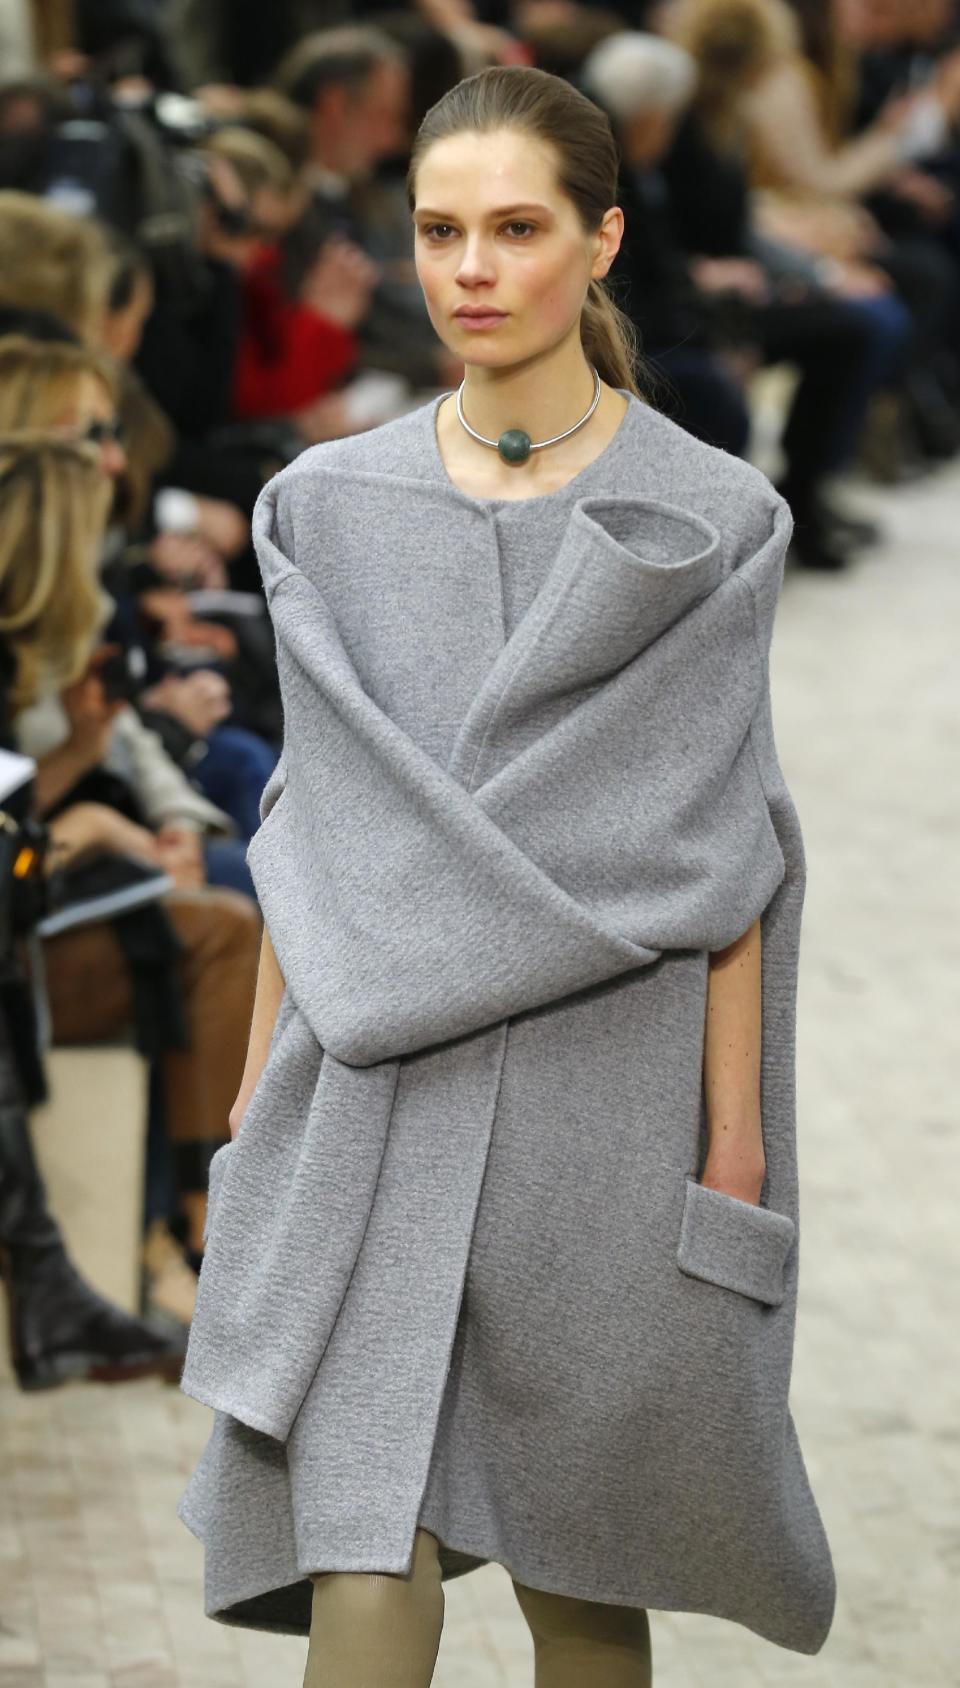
1, 466, 956, 1688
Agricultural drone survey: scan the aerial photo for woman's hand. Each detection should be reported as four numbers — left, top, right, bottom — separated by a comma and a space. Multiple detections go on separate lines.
141, 670, 231, 739
155, 824, 206, 891
46, 802, 161, 871
889, 167, 954, 223
61, 672, 126, 770
698, 1140, 766, 1207
191, 495, 249, 559
690, 256, 771, 303
139, 590, 238, 660
449, 19, 529, 66
876, 88, 924, 134
299, 234, 379, 329
292, 391, 364, 445
149, 531, 228, 590
823, 258, 892, 299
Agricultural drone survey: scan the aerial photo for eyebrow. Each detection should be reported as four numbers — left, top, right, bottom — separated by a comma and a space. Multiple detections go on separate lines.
414, 202, 553, 220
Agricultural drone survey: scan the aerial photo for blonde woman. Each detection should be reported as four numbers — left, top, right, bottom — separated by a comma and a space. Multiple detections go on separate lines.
736, 0, 956, 202
0, 469, 185, 1394
0, 360, 260, 1318
0, 336, 250, 843
671, 0, 960, 461
0, 191, 112, 342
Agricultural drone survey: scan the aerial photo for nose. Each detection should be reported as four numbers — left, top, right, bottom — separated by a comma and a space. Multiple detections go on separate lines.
102, 439, 128, 479
454, 234, 497, 288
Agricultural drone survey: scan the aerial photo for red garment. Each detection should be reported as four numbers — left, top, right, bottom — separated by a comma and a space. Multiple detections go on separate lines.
232, 246, 358, 419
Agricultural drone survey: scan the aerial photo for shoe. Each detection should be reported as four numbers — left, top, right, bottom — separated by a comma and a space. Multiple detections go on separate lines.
142, 1218, 198, 1326
0, 1238, 187, 1389
901, 370, 960, 462
857, 391, 929, 485
818, 500, 883, 549
777, 479, 856, 571
0, 1095, 186, 1390
787, 520, 851, 571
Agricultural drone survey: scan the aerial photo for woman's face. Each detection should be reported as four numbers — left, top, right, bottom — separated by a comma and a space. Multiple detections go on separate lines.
52, 372, 127, 481
100, 268, 155, 365
413, 128, 621, 367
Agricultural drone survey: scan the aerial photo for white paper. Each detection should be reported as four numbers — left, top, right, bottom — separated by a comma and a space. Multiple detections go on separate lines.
0, 748, 36, 804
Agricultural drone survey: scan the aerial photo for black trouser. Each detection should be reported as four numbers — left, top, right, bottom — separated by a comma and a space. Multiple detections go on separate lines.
748, 296, 878, 502
651, 295, 877, 505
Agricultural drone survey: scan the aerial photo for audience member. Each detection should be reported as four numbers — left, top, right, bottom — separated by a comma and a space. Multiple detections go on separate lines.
0, 411, 260, 1327
274, 26, 462, 391
0, 655, 186, 1389
582, 30, 901, 564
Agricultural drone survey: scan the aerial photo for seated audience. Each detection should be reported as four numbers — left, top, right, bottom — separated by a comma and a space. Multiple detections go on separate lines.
0, 349, 261, 1323
0, 652, 187, 1390
581, 30, 902, 565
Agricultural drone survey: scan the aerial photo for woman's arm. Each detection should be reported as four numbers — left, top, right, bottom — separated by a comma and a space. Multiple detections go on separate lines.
228, 921, 285, 1140
743, 59, 902, 201
700, 916, 766, 1204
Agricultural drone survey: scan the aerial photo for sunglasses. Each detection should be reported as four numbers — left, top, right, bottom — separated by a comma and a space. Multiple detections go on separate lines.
74, 417, 125, 447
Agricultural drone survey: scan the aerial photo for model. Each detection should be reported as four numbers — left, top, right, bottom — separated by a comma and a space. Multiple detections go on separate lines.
178, 60, 836, 1686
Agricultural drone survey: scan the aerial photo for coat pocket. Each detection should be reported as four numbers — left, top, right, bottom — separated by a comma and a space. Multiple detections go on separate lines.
676, 1174, 796, 1307
202, 1140, 236, 1245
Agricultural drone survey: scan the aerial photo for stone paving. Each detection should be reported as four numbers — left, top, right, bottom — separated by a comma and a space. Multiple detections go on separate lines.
1, 462, 957, 1687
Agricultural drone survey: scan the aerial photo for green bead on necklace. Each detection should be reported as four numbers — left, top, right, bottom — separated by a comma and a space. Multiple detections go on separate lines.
455, 367, 601, 467
496, 428, 533, 464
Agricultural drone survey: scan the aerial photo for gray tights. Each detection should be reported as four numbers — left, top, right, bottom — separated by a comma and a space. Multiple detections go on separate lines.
304, 1527, 652, 1687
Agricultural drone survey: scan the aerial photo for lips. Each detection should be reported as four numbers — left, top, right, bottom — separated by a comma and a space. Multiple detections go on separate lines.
454, 309, 506, 319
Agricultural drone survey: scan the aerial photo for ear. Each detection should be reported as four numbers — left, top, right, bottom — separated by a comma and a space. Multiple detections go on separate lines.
591, 206, 625, 281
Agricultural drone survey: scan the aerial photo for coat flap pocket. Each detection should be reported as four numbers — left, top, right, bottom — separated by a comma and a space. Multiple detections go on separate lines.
203, 1141, 235, 1245
677, 1175, 796, 1307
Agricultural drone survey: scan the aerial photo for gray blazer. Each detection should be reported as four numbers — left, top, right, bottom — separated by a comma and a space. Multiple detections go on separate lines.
178, 391, 836, 1656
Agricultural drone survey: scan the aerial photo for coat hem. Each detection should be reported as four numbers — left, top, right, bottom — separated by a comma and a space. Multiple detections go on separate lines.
415, 1514, 834, 1658
177, 1492, 832, 1657
178, 1376, 291, 1442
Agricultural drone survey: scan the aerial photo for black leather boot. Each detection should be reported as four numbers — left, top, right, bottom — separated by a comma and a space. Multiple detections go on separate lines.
0, 1091, 186, 1392
777, 478, 854, 572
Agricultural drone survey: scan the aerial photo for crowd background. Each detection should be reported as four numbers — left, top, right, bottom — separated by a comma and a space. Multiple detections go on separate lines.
0, 0, 958, 1392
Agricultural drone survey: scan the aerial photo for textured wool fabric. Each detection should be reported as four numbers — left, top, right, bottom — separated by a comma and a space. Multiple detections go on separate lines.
178, 389, 836, 1656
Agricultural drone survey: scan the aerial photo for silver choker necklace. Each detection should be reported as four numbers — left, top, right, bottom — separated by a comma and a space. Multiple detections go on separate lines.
455, 366, 602, 465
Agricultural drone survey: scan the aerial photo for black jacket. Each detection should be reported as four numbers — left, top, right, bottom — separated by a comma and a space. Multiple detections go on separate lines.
608, 158, 706, 351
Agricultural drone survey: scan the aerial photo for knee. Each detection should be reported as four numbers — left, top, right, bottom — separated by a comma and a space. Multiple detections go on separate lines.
166, 890, 260, 1016
198, 887, 262, 962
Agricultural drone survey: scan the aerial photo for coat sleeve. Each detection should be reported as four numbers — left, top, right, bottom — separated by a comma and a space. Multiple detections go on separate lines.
250, 469, 300, 827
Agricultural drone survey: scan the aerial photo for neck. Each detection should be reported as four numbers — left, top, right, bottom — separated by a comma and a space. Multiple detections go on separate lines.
457, 344, 602, 445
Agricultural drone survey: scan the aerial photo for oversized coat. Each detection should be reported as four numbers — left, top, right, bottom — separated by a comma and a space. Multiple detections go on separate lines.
177, 389, 837, 1657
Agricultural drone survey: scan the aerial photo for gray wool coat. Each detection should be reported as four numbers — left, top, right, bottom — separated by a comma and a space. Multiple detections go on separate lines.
177, 389, 837, 1657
